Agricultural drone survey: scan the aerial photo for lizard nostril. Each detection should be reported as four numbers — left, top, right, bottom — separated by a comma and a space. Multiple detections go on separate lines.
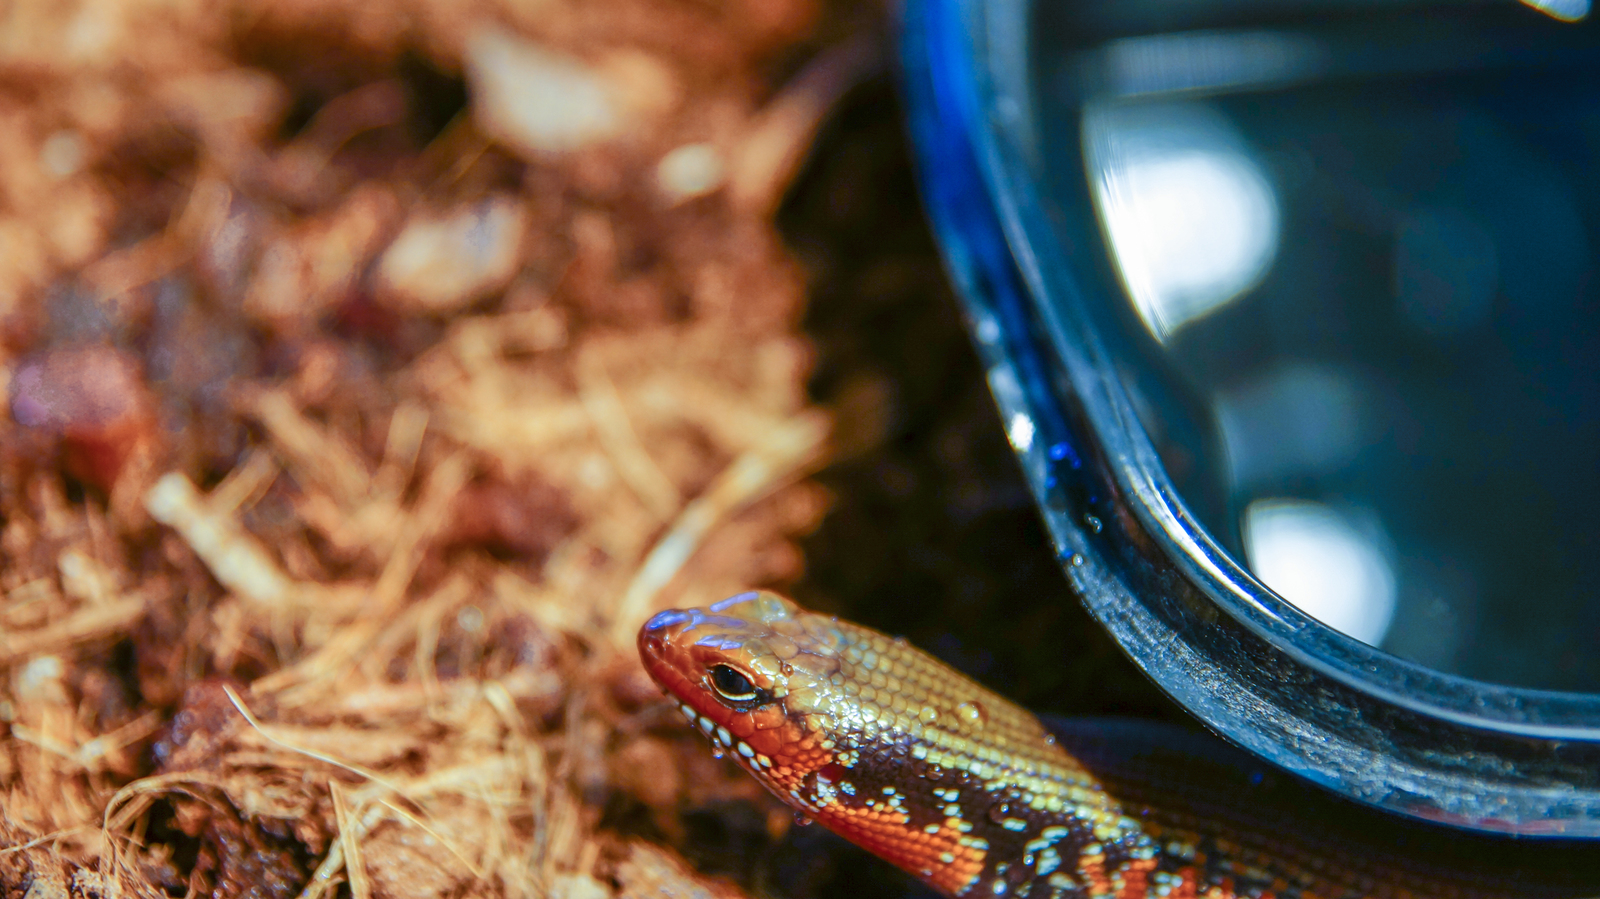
639, 631, 664, 656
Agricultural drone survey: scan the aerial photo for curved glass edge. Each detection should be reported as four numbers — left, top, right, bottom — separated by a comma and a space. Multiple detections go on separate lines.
899, 0, 1600, 835
973, 1, 1600, 737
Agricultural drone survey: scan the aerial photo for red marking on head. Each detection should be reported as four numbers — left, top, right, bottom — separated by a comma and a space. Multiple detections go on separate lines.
637, 595, 831, 785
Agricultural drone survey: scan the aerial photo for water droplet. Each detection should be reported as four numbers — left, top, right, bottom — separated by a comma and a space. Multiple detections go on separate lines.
794, 812, 814, 826
1048, 442, 1076, 465
1069, 554, 1085, 567
710, 746, 725, 760
956, 700, 987, 727
987, 801, 1014, 824
779, 662, 794, 677
1083, 514, 1103, 534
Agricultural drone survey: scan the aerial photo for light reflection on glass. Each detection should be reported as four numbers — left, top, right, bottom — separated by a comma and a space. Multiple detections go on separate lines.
1520, 0, 1590, 22
1244, 499, 1398, 647
1096, 30, 1327, 98
1007, 411, 1035, 452
1084, 103, 1280, 341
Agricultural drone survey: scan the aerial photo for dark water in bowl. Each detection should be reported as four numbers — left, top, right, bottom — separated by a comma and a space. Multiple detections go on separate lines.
1033, 2, 1600, 691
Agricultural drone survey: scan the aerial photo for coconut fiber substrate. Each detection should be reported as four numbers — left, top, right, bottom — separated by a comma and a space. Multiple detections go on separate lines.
0, 0, 900, 896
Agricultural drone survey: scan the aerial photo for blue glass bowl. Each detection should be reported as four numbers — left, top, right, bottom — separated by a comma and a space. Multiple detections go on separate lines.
900, 0, 1600, 835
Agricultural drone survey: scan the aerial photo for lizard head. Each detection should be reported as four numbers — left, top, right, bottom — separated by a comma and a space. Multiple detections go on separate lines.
637, 591, 1087, 897
637, 591, 845, 793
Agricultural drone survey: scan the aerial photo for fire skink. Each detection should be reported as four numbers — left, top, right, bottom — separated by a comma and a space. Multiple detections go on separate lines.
638, 591, 1600, 899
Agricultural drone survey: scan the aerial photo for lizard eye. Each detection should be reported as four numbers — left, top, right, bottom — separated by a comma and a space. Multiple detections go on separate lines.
709, 664, 759, 703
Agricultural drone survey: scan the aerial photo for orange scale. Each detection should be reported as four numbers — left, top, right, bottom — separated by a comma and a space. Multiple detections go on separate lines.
1081, 855, 1113, 897
1115, 857, 1158, 899
833, 819, 986, 898
1168, 867, 1200, 899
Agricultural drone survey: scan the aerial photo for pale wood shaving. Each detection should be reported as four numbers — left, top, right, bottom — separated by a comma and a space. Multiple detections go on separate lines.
331, 782, 371, 899
0, 594, 153, 667
246, 389, 374, 507
729, 33, 884, 215
576, 345, 682, 521
611, 410, 829, 644
144, 472, 298, 607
